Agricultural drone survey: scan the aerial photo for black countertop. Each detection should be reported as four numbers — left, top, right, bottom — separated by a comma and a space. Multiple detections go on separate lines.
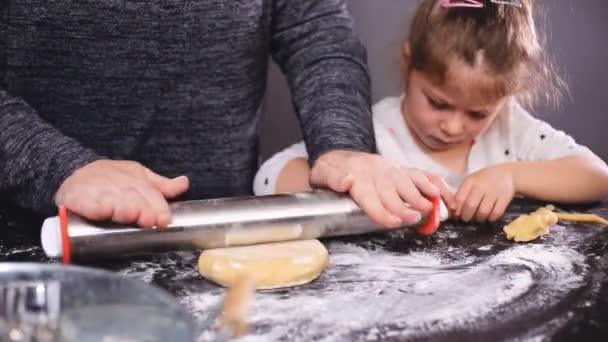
1, 199, 607, 341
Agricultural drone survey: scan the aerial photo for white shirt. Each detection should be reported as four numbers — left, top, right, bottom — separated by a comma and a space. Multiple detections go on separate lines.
254, 95, 595, 195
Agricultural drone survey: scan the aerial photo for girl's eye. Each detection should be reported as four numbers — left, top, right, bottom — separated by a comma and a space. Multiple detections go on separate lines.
468, 111, 488, 120
427, 97, 449, 110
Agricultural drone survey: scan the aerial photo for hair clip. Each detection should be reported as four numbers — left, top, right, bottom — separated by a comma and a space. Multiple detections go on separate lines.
441, 0, 523, 8
440, 0, 484, 8
490, 0, 522, 7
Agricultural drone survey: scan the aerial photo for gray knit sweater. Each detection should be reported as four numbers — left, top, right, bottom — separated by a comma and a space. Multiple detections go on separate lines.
0, 0, 374, 214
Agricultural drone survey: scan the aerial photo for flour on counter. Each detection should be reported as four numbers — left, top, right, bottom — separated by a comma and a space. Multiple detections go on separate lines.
182, 242, 587, 341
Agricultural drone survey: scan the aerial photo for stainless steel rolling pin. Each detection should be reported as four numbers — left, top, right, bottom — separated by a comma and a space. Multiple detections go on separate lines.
40, 191, 448, 262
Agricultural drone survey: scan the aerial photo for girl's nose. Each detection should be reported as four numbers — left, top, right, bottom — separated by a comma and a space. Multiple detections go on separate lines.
439, 112, 465, 137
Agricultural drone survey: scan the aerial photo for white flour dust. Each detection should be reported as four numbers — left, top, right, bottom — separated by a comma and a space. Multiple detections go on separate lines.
182, 242, 587, 341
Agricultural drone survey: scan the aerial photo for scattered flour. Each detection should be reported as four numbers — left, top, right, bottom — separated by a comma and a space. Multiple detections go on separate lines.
180, 242, 586, 341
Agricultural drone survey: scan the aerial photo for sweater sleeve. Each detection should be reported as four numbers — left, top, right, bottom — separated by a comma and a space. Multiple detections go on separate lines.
270, 0, 375, 163
0, 90, 102, 214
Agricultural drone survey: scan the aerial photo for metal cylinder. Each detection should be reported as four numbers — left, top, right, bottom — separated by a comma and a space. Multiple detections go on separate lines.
41, 191, 447, 260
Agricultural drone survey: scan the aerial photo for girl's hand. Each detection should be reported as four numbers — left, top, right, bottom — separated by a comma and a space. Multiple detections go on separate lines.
310, 150, 440, 228
454, 164, 516, 222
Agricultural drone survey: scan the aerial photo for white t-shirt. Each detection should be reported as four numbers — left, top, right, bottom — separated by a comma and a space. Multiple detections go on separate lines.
254, 95, 595, 195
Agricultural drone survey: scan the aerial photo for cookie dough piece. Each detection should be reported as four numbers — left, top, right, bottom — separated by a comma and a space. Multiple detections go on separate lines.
530, 205, 556, 216
554, 212, 608, 225
504, 209, 558, 242
198, 239, 329, 290
504, 204, 608, 242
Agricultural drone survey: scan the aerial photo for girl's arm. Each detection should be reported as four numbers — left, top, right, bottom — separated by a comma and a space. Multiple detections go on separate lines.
275, 158, 312, 194
253, 142, 310, 195
454, 102, 608, 222
453, 155, 608, 222
508, 155, 608, 203
509, 101, 608, 202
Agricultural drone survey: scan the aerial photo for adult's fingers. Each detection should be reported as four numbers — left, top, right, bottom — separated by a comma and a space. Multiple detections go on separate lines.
309, 158, 353, 193
111, 189, 145, 224
327, 172, 355, 193
145, 169, 190, 199
131, 179, 172, 228
408, 168, 439, 200
402, 170, 434, 213
427, 174, 456, 210
350, 182, 402, 228
377, 175, 422, 224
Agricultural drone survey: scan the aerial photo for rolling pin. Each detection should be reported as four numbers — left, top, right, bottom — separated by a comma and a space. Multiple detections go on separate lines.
40, 191, 449, 262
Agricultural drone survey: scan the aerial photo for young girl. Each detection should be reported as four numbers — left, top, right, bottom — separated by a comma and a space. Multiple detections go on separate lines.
254, 0, 608, 223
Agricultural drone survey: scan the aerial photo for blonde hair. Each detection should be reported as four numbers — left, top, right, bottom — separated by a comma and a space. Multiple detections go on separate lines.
405, 0, 566, 108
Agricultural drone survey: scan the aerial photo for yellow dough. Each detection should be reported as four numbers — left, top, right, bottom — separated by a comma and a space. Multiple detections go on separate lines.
503, 209, 558, 242
530, 205, 556, 216
504, 205, 608, 242
198, 239, 329, 290
554, 212, 608, 225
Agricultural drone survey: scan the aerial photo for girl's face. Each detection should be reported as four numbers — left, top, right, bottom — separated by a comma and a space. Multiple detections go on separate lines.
402, 63, 508, 153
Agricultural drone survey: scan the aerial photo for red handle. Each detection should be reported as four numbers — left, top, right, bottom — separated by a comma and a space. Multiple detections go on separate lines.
59, 205, 71, 264
416, 197, 440, 236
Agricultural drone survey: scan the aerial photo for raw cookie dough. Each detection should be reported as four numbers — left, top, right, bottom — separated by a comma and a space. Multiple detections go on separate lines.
198, 239, 329, 290
554, 212, 608, 225
503, 206, 558, 242
504, 205, 608, 242
192, 224, 306, 249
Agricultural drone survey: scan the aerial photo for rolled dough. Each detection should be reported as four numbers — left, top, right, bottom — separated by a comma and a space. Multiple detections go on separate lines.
198, 239, 329, 290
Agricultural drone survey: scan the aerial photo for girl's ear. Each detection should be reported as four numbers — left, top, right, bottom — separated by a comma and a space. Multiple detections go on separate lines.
401, 42, 411, 59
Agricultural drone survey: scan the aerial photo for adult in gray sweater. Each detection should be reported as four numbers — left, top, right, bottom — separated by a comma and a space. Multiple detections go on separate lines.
0, 1, 448, 229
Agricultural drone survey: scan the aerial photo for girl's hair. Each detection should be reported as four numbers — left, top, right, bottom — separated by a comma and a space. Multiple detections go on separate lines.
406, 0, 566, 108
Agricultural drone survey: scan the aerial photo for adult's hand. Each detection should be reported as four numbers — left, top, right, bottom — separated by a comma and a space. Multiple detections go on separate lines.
54, 160, 189, 229
310, 150, 452, 228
